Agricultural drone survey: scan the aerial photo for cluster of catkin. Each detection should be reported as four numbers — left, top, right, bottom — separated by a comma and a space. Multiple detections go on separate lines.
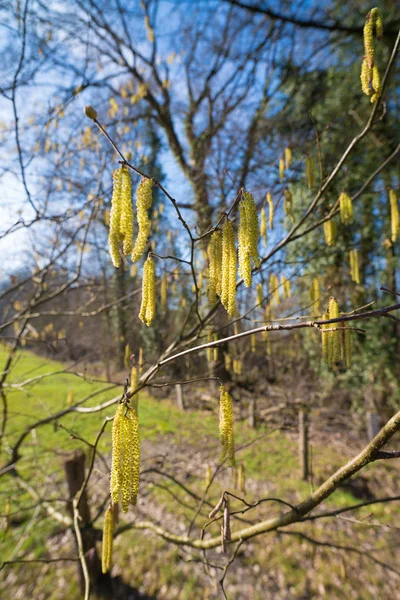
208, 192, 261, 315
321, 297, 351, 368
102, 400, 140, 573
109, 169, 154, 267
361, 8, 383, 103
109, 166, 134, 267
208, 220, 237, 315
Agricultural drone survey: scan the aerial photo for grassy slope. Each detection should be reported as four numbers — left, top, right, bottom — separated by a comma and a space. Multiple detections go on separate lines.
0, 349, 399, 599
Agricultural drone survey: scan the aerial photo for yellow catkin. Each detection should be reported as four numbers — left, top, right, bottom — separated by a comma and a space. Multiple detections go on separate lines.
205, 464, 212, 487
284, 147, 292, 169
371, 64, 382, 103
124, 343, 131, 369
219, 385, 235, 464
238, 192, 260, 288
161, 272, 168, 312
108, 168, 123, 267
324, 219, 336, 246
349, 249, 360, 284
281, 276, 291, 299
119, 166, 134, 254
251, 335, 256, 353
101, 505, 114, 573
305, 155, 316, 189
267, 192, 274, 229
279, 157, 285, 182
237, 463, 246, 494
309, 277, 320, 315
130, 366, 139, 413
132, 177, 153, 262
224, 353, 231, 371
339, 192, 353, 225
260, 207, 267, 246
256, 282, 263, 305
269, 273, 280, 306
110, 403, 140, 511
389, 189, 399, 243
284, 188, 294, 221
221, 220, 237, 315
328, 297, 340, 367
362, 8, 383, 97
208, 230, 222, 303
360, 58, 371, 96
321, 311, 330, 363
139, 256, 156, 326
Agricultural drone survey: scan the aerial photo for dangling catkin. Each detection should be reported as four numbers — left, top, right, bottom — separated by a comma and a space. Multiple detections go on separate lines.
110, 403, 140, 512
221, 220, 237, 316
284, 188, 294, 221
285, 147, 292, 169
267, 192, 274, 229
389, 189, 399, 243
109, 168, 123, 267
279, 157, 285, 182
161, 272, 168, 312
238, 192, 260, 288
324, 219, 336, 246
132, 177, 153, 262
208, 230, 222, 303
321, 311, 329, 363
310, 277, 321, 315
219, 385, 235, 464
339, 192, 353, 225
101, 505, 114, 573
269, 273, 280, 306
260, 207, 267, 246
119, 166, 133, 255
237, 463, 246, 494
328, 297, 340, 367
124, 344, 131, 369
361, 8, 383, 100
349, 249, 360, 284
139, 256, 156, 326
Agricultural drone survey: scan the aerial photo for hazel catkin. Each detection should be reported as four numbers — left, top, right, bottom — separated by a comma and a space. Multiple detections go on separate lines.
389, 189, 399, 243
219, 385, 235, 464
132, 177, 153, 262
101, 505, 114, 573
208, 230, 222, 303
238, 192, 260, 287
221, 219, 237, 316
110, 403, 140, 512
139, 256, 156, 326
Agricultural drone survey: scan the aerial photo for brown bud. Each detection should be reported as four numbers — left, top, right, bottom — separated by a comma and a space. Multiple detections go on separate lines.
84, 105, 98, 120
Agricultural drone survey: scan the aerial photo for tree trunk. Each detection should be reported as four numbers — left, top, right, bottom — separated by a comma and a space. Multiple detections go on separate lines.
64, 451, 102, 593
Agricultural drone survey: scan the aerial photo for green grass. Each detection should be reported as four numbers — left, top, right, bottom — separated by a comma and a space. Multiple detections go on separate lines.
1, 348, 399, 599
